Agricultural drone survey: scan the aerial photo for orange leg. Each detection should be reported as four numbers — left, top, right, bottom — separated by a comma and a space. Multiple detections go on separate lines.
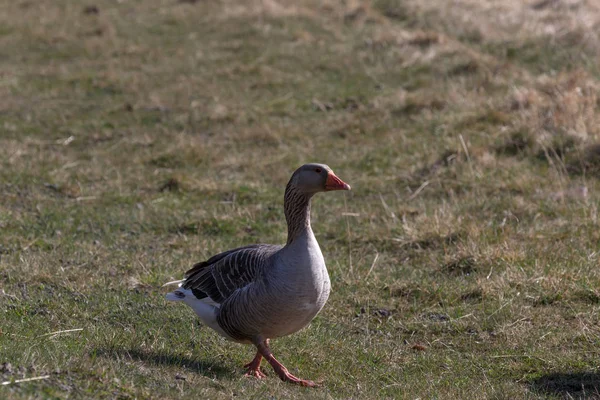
255, 340, 316, 387
243, 350, 266, 379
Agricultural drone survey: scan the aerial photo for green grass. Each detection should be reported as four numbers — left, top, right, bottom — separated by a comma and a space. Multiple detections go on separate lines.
2, 0, 600, 398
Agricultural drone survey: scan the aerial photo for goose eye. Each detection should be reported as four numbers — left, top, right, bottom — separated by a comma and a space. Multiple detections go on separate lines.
315, 168, 322, 173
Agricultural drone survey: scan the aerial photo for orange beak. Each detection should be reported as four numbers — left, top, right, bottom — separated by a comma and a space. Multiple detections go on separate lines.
325, 171, 351, 191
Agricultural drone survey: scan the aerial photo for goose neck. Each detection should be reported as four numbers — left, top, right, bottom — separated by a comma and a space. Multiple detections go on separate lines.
284, 184, 313, 245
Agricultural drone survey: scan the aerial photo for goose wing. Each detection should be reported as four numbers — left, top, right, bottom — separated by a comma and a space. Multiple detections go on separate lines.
182, 244, 282, 304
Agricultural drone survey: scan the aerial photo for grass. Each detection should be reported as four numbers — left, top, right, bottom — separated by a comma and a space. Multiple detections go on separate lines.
2, 0, 600, 398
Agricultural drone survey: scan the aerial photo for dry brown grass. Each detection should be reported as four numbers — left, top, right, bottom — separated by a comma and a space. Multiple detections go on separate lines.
2, 0, 600, 398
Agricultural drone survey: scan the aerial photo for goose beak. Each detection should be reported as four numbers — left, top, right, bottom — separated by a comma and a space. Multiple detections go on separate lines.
325, 171, 351, 191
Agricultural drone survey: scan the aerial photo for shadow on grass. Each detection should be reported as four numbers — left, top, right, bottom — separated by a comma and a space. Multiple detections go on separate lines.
93, 348, 231, 379
530, 372, 600, 399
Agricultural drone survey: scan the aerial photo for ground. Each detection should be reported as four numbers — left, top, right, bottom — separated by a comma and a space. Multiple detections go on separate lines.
1, 0, 600, 398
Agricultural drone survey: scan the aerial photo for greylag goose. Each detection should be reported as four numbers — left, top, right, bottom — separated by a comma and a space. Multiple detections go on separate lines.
165, 163, 350, 387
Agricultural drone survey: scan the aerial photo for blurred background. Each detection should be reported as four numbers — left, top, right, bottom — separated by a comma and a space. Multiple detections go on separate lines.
1, 0, 600, 398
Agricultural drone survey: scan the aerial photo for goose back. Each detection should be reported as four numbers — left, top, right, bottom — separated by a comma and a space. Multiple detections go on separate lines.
182, 244, 282, 305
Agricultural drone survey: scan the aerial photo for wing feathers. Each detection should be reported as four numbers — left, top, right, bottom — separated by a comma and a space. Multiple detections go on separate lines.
182, 244, 281, 305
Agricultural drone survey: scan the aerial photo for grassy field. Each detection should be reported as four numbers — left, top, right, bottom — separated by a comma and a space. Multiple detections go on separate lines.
2, 0, 600, 398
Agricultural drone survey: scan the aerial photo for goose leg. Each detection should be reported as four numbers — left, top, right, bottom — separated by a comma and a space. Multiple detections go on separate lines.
256, 341, 316, 387
243, 351, 266, 379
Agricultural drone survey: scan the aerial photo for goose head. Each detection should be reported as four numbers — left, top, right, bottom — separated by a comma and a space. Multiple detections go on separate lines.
289, 163, 351, 194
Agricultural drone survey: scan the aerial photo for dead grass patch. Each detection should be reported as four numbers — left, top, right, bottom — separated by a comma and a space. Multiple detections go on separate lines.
2, 0, 600, 398
494, 69, 600, 178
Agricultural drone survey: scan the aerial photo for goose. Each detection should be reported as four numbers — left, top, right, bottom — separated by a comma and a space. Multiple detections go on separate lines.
165, 163, 350, 387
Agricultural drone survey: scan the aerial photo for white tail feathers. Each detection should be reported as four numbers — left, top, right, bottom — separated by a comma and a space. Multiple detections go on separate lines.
164, 286, 233, 341
164, 279, 185, 301
162, 279, 184, 287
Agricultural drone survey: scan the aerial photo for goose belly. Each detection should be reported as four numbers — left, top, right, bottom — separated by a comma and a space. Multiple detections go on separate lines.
217, 269, 331, 340
264, 267, 331, 338
261, 234, 332, 337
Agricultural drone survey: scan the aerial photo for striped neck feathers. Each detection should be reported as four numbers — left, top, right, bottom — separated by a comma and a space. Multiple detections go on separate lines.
284, 181, 313, 245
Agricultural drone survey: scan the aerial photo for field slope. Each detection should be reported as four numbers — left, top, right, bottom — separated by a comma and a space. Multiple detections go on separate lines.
1, 0, 600, 398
